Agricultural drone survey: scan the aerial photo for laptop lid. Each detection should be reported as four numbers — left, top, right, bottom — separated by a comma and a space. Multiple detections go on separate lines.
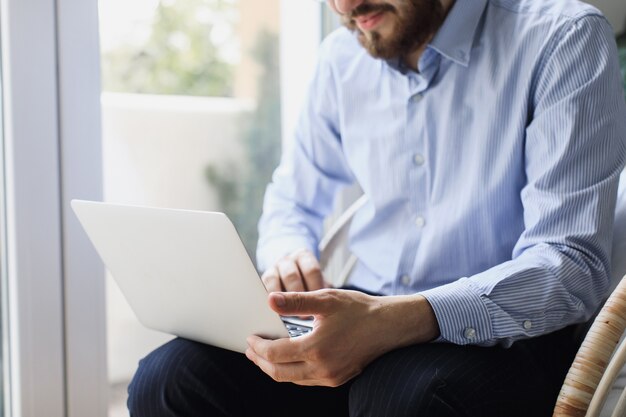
71, 199, 289, 353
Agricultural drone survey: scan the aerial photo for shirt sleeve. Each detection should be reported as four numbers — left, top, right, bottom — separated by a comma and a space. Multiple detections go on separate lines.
421, 15, 626, 346
256, 38, 354, 272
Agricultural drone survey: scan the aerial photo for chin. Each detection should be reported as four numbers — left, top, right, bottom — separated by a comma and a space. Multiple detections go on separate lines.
355, 19, 401, 59
356, 32, 395, 60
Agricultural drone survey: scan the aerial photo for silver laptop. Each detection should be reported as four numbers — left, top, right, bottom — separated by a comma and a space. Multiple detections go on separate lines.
71, 199, 312, 353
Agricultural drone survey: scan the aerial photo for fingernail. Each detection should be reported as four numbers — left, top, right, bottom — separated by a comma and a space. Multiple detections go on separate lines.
274, 293, 286, 307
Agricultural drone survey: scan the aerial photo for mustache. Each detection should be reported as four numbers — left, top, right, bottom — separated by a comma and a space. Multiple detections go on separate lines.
349, 3, 396, 19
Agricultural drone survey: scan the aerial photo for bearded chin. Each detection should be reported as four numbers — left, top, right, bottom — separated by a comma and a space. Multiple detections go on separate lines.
357, 28, 421, 61
344, 0, 445, 62
358, 31, 388, 60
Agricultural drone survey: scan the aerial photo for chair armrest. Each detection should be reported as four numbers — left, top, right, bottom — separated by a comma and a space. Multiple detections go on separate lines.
318, 194, 367, 287
554, 276, 626, 417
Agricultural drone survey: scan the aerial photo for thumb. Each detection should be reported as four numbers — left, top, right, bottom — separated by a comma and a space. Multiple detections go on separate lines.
268, 291, 335, 316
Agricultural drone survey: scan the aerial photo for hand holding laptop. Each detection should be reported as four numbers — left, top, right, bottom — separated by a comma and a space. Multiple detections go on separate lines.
247, 244, 441, 387
245, 288, 441, 387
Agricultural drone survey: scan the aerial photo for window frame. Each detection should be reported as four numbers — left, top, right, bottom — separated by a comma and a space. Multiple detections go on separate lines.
1, 0, 108, 415
1, 0, 73, 415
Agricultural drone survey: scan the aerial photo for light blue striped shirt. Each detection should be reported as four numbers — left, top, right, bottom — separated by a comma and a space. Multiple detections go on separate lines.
258, 0, 626, 346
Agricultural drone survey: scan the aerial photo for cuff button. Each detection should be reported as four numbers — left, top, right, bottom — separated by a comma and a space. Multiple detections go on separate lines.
463, 327, 476, 339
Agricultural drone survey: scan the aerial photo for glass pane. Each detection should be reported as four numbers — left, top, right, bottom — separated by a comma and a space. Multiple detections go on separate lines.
98, 1, 281, 415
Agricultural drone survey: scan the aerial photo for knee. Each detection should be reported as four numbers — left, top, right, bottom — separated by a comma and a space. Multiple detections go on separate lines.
127, 338, 204, 417
349, 369, 443, 417
348, 348, 454, 417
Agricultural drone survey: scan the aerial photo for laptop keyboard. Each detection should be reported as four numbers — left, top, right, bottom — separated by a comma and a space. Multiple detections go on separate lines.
285, 323, 312, 337
281, 317, 313, 338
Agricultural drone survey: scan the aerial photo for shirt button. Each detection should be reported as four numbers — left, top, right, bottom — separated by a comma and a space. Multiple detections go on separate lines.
415, 216, 426, 228
413, 153, 425, 166
401, 275, 411, 286
464, 327, 477, 339
523, 320, 532, 330
411, 93, 423, 103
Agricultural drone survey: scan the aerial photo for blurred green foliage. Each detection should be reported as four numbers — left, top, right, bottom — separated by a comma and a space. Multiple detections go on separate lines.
102, 0, 235, 96
205, 30, 282, 259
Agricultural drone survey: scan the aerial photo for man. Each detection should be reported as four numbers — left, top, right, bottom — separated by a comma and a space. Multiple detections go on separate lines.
127, 0, 626, 416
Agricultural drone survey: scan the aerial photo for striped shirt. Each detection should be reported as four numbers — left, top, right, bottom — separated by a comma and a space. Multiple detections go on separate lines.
257, 0, 626, 346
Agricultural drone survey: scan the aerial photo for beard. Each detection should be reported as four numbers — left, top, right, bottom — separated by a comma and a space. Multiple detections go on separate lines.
342, 0, 445, 61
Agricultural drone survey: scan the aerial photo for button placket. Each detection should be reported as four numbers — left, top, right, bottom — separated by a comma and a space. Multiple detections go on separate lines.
402, 73, 429, 286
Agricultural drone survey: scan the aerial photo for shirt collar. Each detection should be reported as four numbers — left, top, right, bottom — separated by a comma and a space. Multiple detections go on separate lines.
428, 0, 488, 67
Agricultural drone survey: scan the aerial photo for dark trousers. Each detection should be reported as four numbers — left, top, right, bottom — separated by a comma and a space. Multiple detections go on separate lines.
127, 325, 578, 417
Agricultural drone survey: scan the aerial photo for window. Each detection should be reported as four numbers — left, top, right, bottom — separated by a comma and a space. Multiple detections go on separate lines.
98, 1, 321, 414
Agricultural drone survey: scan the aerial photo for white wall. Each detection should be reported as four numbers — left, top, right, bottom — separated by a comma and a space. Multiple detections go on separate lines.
102, 93, 252, 211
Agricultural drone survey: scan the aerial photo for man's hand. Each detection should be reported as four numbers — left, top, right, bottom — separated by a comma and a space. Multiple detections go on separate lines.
261, 249, 330, 292
246, 289, 440, 387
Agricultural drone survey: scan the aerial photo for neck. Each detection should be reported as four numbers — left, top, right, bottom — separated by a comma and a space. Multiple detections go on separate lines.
404, 0, 455, 71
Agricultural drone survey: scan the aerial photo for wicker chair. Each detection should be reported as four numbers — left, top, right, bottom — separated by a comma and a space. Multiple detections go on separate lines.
553, 276, 626, 417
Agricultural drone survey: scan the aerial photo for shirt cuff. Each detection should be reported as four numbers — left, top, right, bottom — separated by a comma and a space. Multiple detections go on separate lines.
420, 278, 494, 345
256, 235, 318, 272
